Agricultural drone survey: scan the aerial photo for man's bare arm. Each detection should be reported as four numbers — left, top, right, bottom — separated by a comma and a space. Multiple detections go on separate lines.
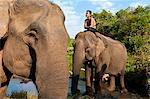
90, 18, 96, 29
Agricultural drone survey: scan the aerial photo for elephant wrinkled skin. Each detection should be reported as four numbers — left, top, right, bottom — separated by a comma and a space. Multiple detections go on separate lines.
0, 0, 69, 98
71, 31, 127, 96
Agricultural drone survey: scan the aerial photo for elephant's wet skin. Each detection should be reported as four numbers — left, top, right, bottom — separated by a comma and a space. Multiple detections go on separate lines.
0, 0, 69, 98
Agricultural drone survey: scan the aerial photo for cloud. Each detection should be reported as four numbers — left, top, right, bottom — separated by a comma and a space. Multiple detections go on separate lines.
89, 0, 113, 10
49, 0, 82, 37
130, 2, 148, 8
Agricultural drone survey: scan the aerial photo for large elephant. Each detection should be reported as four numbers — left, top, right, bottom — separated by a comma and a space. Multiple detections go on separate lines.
71, 31, 127, 97
0, 0, 69, 98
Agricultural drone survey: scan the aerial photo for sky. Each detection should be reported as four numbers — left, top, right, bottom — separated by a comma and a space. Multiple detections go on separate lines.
49, 0, 150, 38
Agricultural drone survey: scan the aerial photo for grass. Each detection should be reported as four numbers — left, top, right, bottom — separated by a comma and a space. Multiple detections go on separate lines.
7, 91, 38, 99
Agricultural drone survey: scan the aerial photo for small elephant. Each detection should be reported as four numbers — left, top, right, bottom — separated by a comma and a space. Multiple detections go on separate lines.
71, 31, 127, 97
0, 0, 69, 98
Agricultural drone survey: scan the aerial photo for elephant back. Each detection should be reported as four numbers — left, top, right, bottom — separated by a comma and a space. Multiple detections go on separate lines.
75, 31, 126, 51
95, 32, 125, 48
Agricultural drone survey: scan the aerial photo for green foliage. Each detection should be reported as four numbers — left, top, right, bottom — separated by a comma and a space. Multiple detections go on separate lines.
126, 35, 150, 72
123, 35, 144, 53
67, 38, 74, 72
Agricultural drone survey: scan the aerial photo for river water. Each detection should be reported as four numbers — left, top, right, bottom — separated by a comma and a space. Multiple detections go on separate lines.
7, 77, 86, 97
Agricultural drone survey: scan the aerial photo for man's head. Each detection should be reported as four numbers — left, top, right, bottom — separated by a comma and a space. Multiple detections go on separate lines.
86, 10, 92, 18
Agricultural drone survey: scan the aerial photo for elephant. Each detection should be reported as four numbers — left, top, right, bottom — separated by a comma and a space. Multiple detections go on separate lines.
71, 31, 127, 97
0, 0, 69, 98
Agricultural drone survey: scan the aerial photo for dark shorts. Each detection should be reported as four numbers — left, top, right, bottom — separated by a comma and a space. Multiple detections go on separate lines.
84, 27, 97, 33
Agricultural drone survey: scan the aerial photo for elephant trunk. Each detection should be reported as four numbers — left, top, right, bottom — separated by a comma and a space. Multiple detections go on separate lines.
32, 43, 68, 98
71, 40, 85, 95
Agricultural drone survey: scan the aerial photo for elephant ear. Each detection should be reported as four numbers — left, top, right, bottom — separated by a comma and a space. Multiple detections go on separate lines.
95, 38, 105, 57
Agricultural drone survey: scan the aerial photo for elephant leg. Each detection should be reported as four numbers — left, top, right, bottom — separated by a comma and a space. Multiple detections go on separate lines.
107, 75, 115, 92
71, 75, 80, 95
120, 70, 128, 93
94, 64, 107, 94
85, 65, 93, 97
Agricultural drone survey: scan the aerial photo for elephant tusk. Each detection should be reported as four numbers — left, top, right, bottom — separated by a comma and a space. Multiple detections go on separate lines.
81, 68, 85, 71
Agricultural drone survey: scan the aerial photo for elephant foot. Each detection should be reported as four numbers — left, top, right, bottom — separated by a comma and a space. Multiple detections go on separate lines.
121, 88, 128, 94
85, 86, 94, 97
95, 94, 102, 99
76, 89, 81, 95
71, 93, 81, 99
107, 86, 115, 92
71, 89, 81, 97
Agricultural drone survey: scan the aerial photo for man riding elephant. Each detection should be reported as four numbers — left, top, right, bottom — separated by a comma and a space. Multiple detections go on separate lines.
84, 10, 97, 33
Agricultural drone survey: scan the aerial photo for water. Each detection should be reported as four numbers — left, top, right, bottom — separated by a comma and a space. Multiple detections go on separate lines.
6, 77, 85, 97
6, 77, 149, 98
7, 78, 38, 97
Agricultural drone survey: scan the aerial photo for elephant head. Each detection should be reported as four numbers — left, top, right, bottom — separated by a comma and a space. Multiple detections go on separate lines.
71, 31, 106, 95
0, 0, 69, 98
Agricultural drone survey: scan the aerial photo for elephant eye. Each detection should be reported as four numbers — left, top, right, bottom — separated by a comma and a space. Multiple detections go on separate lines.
28, 30, 36, 37
27, 29, 38, 40
28, 31, 36, 36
